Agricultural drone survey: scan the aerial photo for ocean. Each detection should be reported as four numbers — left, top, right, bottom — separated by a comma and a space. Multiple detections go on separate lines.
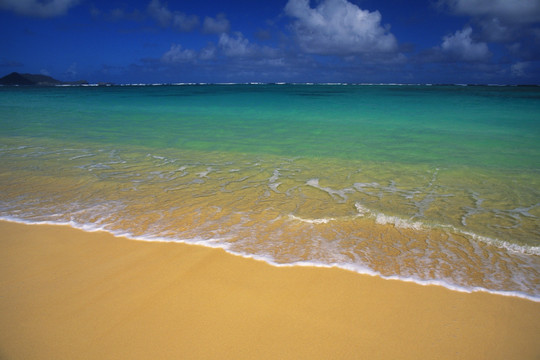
1, 84, 539, 300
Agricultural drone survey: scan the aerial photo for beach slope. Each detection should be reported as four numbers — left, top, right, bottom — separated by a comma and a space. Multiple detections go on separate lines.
1, 221, 539, 359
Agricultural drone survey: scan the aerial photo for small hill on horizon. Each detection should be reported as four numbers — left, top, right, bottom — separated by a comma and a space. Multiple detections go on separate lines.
0, 72, 88, 86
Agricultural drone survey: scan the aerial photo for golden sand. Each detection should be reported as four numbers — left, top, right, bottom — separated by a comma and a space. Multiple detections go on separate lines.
0, 220, 539, 359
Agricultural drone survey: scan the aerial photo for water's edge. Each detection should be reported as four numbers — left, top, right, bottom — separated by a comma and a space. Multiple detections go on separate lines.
3, 216, 538, 303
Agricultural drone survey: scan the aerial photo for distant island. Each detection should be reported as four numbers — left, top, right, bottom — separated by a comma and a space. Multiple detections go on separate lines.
0, 72, 88, 86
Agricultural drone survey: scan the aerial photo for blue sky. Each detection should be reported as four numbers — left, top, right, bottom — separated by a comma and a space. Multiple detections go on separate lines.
1, 0, 539, 84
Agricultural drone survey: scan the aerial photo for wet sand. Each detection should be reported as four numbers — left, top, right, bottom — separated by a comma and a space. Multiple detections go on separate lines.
1, 220, 539, 359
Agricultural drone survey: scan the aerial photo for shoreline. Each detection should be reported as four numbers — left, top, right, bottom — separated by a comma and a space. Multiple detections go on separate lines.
1, 220, 539, 359
2, 217, 538, 303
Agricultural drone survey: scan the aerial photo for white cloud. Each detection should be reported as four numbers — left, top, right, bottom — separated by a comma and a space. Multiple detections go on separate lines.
199, 44, 217, 60
203, 14, 230, 34
218, 33, 252, 57
147, 0, 171, 27
218, 32, 279, 59
0, 0, 79, 17
511, 61, 529, 77
441, 0, 540, 57
161, 33, 279, 65
284, 0, 398, 56
147, 0, 199, 31
478, 17, 514, 42
441, 26, 491, 62
442, 0, 540, 24
162, 44, 197, 63
172, 13, 199, 32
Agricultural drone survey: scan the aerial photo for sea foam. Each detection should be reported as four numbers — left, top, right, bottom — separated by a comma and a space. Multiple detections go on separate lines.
1, 215, 538, 303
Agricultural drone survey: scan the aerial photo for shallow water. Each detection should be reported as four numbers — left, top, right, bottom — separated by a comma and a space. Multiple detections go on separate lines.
1, 84, 539, 299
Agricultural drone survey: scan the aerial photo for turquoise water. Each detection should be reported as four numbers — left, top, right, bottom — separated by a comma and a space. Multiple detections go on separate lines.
2, 85, 539, 167
1, 84, 539, 299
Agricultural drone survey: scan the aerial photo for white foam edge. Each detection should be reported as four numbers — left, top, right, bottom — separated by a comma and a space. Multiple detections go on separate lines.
455, 228, 540, 256
2, 216, 538, 303
353, 202, 540, 256
288, 214, 336, 224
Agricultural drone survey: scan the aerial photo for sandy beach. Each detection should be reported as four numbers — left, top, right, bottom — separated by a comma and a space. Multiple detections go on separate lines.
0, 220, 539, 359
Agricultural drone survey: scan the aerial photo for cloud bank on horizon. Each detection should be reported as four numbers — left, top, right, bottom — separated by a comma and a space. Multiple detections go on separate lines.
0, 0, 539, 84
